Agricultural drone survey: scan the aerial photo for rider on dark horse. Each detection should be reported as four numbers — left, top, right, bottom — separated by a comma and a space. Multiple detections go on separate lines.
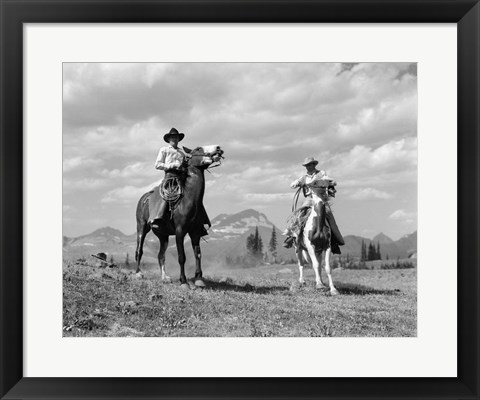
149, 127, 210, 233
283, 157, 345, 254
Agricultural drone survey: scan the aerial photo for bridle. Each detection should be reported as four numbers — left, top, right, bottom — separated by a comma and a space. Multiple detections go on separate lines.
187, 148, 225, 170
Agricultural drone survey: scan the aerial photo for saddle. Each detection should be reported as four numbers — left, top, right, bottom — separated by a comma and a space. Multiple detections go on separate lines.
289, 205, 342, 254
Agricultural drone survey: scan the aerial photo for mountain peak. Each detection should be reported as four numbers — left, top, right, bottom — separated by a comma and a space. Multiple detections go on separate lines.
372, 232, 394, 244
211, 209, 274, 236
89, 226, 127, 237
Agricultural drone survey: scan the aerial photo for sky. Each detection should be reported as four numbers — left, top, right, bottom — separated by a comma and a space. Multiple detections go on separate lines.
63, 62, 417, 239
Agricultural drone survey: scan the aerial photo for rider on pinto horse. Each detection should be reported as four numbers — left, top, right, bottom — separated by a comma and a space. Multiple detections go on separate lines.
283, 157, 345, 254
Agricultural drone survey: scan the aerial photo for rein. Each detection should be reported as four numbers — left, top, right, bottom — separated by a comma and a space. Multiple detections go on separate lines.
292, 187, 302, 212
187, 149, 224, 170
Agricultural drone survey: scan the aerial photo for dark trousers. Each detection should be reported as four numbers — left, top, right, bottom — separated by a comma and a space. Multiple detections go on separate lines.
149, 170, 184, 223
325, 206, 345, 246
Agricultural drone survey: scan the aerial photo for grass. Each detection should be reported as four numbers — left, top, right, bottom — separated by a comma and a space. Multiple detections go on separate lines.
63, 261, 416, 337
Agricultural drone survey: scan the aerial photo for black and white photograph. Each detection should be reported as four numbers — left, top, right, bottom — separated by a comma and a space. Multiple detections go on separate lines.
63, 62, 417, 337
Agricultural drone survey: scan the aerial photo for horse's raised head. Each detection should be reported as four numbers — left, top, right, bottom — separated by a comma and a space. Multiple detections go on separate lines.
188, 145, 224, 169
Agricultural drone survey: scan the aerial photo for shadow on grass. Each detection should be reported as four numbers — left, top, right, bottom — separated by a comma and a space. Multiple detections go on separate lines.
203, 279, 289, 294
336, 283, 402, 296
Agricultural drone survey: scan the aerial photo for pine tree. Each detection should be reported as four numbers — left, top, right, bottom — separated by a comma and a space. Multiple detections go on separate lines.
361, 240, 366, 261
257, 235, 263, 256
109, 254, 115, 265
268, 226, 278, 263
253, 227, 260, 254
125, 253, 130, 267
367, 242, 374, 261
246, 233, 255, 255
376, 242, 381, 260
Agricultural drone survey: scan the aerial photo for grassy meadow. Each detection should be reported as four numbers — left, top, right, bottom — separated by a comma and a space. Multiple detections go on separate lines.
63, 259, 416, 337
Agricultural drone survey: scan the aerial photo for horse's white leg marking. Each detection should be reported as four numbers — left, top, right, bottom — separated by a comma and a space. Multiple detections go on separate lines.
161, 265, 171, 282
305, 240, 323, 289
324, 247, 338, 295
295, 244, 306, 284
159, 238, 171, 282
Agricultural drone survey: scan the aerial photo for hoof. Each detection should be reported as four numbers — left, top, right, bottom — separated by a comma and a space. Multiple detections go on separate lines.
162, 276, 173, 283
299, 280, 306, 286
180, 283, 190, 290
330, 288, 339, 296
316, 283, 328, 290
135, 272, 144, 279
194, 279, 206, 288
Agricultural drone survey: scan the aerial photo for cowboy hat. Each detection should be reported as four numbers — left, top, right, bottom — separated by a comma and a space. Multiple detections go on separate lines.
302, 157, 319, 166
163, 127, 185, 143
91, 252, 108, 262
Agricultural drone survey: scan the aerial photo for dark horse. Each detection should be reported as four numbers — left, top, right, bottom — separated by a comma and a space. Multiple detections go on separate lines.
135, 146, 224, 289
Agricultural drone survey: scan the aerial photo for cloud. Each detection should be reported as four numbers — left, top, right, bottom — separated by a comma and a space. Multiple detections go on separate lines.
100, 181, 161, 204
389, 209, 416, 224
325, 137, 417, 184
348, 188, 393, 200
62, 62, 418, 238
63, 156, 102, 173
63, 178, 108, 190
101, 162, 155, 179
242, 192, 292, 204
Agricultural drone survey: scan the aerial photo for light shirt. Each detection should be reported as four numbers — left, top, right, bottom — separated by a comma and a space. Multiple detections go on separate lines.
155, 145, 189, 171
290, 169, 326, 195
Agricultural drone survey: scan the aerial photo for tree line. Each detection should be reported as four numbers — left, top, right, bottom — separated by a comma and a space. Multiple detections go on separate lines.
226, 225, 279, 266
360, 239, 382, 261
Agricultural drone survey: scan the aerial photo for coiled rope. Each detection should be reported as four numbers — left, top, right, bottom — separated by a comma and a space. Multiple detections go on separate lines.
160, 176, 183, 216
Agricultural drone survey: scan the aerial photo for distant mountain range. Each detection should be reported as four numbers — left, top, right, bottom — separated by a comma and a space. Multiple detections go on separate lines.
63, 209, 417, 267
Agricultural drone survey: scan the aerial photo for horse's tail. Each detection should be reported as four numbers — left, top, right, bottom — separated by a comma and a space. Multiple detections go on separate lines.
136, 192, 152, 225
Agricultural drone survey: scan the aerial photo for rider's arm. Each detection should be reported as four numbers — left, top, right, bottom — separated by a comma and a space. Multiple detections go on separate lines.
154, 148, 168, 170
290, 176, 305, 189
155, 148, 180, 170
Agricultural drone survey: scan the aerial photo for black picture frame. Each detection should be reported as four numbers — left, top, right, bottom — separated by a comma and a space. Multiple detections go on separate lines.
1, 1, 479, 399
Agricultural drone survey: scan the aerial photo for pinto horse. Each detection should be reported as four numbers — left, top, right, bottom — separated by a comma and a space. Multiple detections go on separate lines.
135, 146, 223, 289
293, 183, 339, 295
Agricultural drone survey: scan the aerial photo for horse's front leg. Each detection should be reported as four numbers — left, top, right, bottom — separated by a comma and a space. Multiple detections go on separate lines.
324, 248, 339, 295
305, 241, 327, 290
294, 243, 306, 285
158, 234, 171, 282
175, 230, 189, 289
189, 232, 206, 288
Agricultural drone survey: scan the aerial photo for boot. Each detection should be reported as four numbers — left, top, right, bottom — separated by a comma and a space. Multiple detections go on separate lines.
325, 208, 345, 245
149, 201, 167, 229
283, 236, 295, 249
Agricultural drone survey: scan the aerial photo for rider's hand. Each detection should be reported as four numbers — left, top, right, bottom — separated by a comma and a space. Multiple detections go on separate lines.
170, 160, 182, 169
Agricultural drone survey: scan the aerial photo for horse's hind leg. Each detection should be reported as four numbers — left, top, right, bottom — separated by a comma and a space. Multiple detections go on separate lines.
135, 222, 150, 276
189, 232, 205, 288
324, 248, 339, 295
157, 234, 171, 282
